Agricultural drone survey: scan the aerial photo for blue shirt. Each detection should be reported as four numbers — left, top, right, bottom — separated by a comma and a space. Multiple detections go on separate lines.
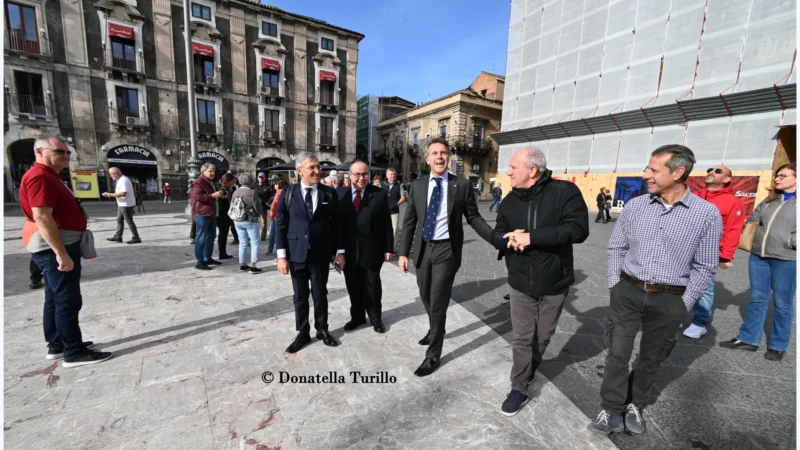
426, 173, 450, 240
607, 188, 722, 311
784, 192, 796, 201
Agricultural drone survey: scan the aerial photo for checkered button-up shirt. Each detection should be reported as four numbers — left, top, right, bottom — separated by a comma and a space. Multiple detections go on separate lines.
607, 188, 723, 311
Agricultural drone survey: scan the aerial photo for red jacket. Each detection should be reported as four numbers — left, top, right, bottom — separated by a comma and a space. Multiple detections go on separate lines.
696, 186, 746, 261
163, 185, 172, 196
191, 175, 217, 217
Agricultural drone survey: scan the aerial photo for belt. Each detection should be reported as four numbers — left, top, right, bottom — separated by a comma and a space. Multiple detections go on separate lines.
426, 239, 450, 245
620, 272, 686, 295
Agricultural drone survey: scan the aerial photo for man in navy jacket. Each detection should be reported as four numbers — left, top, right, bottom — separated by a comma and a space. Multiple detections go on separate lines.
276, 152, 345, 353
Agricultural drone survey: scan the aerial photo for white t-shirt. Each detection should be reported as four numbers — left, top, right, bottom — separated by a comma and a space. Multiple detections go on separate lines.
116, 175, 136, 207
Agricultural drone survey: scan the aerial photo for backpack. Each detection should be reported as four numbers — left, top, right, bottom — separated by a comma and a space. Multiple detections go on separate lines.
228, 190, 255, 221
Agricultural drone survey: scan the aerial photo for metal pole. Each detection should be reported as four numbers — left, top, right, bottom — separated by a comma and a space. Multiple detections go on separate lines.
183, 0, 200, 217
367, 96, 373, 168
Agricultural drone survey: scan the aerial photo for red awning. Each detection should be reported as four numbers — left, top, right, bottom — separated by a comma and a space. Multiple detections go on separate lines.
192, 42, 214, 57
108, 23, 134, 40
320, 71, 337, 82
261, 58, 281, 71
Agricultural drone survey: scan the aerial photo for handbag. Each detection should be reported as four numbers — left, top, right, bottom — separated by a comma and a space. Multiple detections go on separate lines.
738, 222, 759, 252
80, 230, 97, 259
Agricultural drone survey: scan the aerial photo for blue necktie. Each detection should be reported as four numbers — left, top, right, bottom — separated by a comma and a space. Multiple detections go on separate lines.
304, 187, 314, 218
422, 178, 443, 242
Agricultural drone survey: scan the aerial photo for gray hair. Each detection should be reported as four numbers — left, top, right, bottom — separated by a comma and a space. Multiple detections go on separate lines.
295, 151, 318, 169
109, 167, 122, 175
651, 145, 695, 182
325, 174, 337, 184
32, 135, 66, 155
516, 148, 547, 172
386, 168, 397, 176
237, 172, 254, 186
200, 162, 216, 172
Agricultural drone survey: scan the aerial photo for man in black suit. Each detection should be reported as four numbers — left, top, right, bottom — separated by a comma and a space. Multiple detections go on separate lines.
276, 151, 345, 353
337, 161, 394, 333
398, 137, 493, 376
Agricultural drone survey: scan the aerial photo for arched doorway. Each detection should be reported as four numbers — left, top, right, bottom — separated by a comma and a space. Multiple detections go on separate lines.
106, 144, 160, 199
7, 139, 70, 201
256, 157, 286, 172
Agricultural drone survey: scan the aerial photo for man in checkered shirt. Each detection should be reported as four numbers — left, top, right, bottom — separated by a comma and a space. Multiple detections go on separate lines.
588, 145, 722, 436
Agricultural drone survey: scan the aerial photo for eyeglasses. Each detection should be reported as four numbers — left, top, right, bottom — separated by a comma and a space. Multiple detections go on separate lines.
350, 172, 369, 179
706, 168, 724, 174
774, 173, 794, 180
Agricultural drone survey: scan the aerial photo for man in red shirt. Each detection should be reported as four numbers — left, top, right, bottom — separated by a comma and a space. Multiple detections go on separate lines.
21, 135, 112, 367
683, 164, 746, 338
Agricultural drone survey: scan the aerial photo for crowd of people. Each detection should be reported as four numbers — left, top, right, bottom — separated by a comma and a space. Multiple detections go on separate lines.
16, 135, 796, 437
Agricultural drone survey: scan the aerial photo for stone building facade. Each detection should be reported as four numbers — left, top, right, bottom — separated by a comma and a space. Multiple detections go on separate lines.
377, 73, 504, 197
4, 0, 364, 200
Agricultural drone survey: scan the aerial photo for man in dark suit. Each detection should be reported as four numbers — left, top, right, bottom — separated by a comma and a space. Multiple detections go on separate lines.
398, 137, 493, 377
276, 152, 345, 353
337, 161, 394, 334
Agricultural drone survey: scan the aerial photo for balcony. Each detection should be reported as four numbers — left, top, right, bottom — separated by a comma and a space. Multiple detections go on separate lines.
407, 142, 420, 156
316, 133, 337, 150
260, 125, 285, 145
448, 133, 494, 156
194, 70, 221, 94
314, 88, 339, 112
5, 94, 53, 119
5, 30, 50, 60
197, 121, 220, 140
373, 146, 390, 161
103, 50, 145, 81
109, 107, 148, 130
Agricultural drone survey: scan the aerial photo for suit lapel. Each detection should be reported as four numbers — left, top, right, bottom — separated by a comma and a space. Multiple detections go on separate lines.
446, 173, 458, 220
418, 176, 430, 218
341, 188, 355, 214
359, 186, 372, 214
312, 185, 325, 220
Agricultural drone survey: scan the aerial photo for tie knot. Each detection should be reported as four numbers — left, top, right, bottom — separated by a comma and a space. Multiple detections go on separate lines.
305, 187, 312, 193
433, 177, 443, 186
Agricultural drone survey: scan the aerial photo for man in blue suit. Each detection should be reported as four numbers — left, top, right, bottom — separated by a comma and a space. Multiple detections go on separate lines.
276, 151, 345, 353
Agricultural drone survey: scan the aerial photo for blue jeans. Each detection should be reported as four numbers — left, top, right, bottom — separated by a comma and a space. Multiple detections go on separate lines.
268, 221, 277, 253
691, 274, 716, 327
490, 198, 501, 213
32, 242, 87, 358
194, 215, 216, 264
234, 221, 261, 264
737, 254, 797, 351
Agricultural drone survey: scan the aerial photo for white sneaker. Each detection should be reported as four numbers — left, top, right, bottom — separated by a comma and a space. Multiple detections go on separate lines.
683, 324, 707, 339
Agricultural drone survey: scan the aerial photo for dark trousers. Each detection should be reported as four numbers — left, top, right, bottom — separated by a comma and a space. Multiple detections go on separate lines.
194, 215, 216, 264
190, 218, 196, 239
344, 262, 383, 323
600, 279, 685, 413
115, 206, 140, 239
416, 241, 459, 359
290, 261, 331, 333
510, 287, 567, 396
217, 215, 232, 257
30, 257, 43, 283
31, 243, 87, 358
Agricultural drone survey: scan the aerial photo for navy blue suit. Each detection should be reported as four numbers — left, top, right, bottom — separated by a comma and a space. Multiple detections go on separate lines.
276, 183, 342, 333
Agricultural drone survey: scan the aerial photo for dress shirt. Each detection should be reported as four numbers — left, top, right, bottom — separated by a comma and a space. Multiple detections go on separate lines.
607, 188, 722, 311
426, 172, 450, 241
351, 186, 364, 202
277, 181, 344, 259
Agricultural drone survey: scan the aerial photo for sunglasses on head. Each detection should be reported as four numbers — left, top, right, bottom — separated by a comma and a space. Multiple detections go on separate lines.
706, 168, 723, 174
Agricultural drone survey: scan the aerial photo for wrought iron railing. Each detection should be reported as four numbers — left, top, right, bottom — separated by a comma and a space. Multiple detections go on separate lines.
7, 30, 42, 54
5, 93, 51, 116
109, 107, 148, 127
197, 121, 217, 135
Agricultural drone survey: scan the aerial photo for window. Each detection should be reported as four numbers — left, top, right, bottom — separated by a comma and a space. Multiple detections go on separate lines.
319, 80, 335, 105
115, 86, 139, 122
321, 37, 334, 52
480, 89, 488, 98
411, 129, 419, 144
320, 116, 334, 145
262, 69, 279, 90
382, 138, 387, 150
438, 119, 448, 139
191, 3, 211, 20
13, 71, 45, 115
473, 123, 484, 141
6, 2, 40, 53
194, 54, 214, 83
263, 109, 280, 138
197, 99, 216, 134
262, 21, 278, 38
111, 37, 136, 71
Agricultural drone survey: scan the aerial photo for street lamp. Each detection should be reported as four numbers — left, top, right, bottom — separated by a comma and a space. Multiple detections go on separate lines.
183, 0, 200, 217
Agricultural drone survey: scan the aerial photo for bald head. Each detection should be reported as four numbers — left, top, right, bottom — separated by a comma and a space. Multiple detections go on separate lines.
350, 160, 369, 190
33, 135, 70, 172
704, 164, 733, 190
508, 147, 547, 189
109, 167, 123, 180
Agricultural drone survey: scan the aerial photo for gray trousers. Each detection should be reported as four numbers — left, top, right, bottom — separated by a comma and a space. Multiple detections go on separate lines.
510, 287, 568, 396
415, 241, 459, 359
115, 206, 139, 239
600, 279, 684, 413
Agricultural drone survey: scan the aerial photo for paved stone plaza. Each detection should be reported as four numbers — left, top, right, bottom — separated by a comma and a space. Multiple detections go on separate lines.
4, 202, 615, 450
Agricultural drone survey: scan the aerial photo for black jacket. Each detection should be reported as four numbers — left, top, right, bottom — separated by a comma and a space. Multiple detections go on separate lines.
490, 170, 590, 297
254, 183, 272, 209
337, 184, 393, 270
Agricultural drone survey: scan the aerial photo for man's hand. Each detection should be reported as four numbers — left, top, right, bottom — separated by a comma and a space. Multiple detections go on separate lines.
335, 254, 346, 271
503, 229, 530, 251
102, 192, 110, 198
720, 262, 733, 269
278, 258, 289, 275
56, 252, 74, 272
212, 191, 225, 199
399, 256, 409, 273
385, 253, 392, 262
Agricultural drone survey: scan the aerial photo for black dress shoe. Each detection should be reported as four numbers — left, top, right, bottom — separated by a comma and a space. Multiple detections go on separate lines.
414, 357, 440, 377
343, 319, 366, 331
418, 330, 431, 346
29, 280, 44, 290
503, 293, 511, 300
765, 349, 785, 361
316, 330, 340, 347
126, 238, 142, 244
195, 264, 212, 271
720, 338, 758, 351
218, 254, 234, 260
285, 333, 311, 353
107, 236, 122, 243
373, 321, 386, 333
205, 258, 223, 266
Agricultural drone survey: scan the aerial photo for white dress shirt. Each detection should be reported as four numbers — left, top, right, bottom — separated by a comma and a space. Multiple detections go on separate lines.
277, 182, 344, 259
351, 186, 364, 202
426, 172, 450, 240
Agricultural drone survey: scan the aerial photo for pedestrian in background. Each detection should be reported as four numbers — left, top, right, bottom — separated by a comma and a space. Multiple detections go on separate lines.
372, 174, 382, 187
231, 172, 263, 274
382, 168, 406, 255
163, 183, 172, 203
267, 177, 285, 256
215, 173, 236, 260
254, 173, 271, 241
103, 167, 141, 244
490, 183, 502, 213
595, 188, 612, 223
191, 163, 226, 270
722, 163, 796, 361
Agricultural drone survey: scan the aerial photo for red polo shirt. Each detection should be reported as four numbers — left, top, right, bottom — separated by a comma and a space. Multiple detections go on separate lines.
20, 163, 87, 231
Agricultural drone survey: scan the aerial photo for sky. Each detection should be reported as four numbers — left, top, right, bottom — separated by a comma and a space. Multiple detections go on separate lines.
265, 0, 511, 103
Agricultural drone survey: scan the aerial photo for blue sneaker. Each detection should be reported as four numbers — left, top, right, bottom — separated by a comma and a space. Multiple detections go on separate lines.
500, 390, 529, 416
587, 410, 624, 435
624, 404, 646, 434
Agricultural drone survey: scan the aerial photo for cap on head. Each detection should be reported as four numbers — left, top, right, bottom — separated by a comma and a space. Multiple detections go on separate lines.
270, 174, 280, 181
258, 172, 266, 178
